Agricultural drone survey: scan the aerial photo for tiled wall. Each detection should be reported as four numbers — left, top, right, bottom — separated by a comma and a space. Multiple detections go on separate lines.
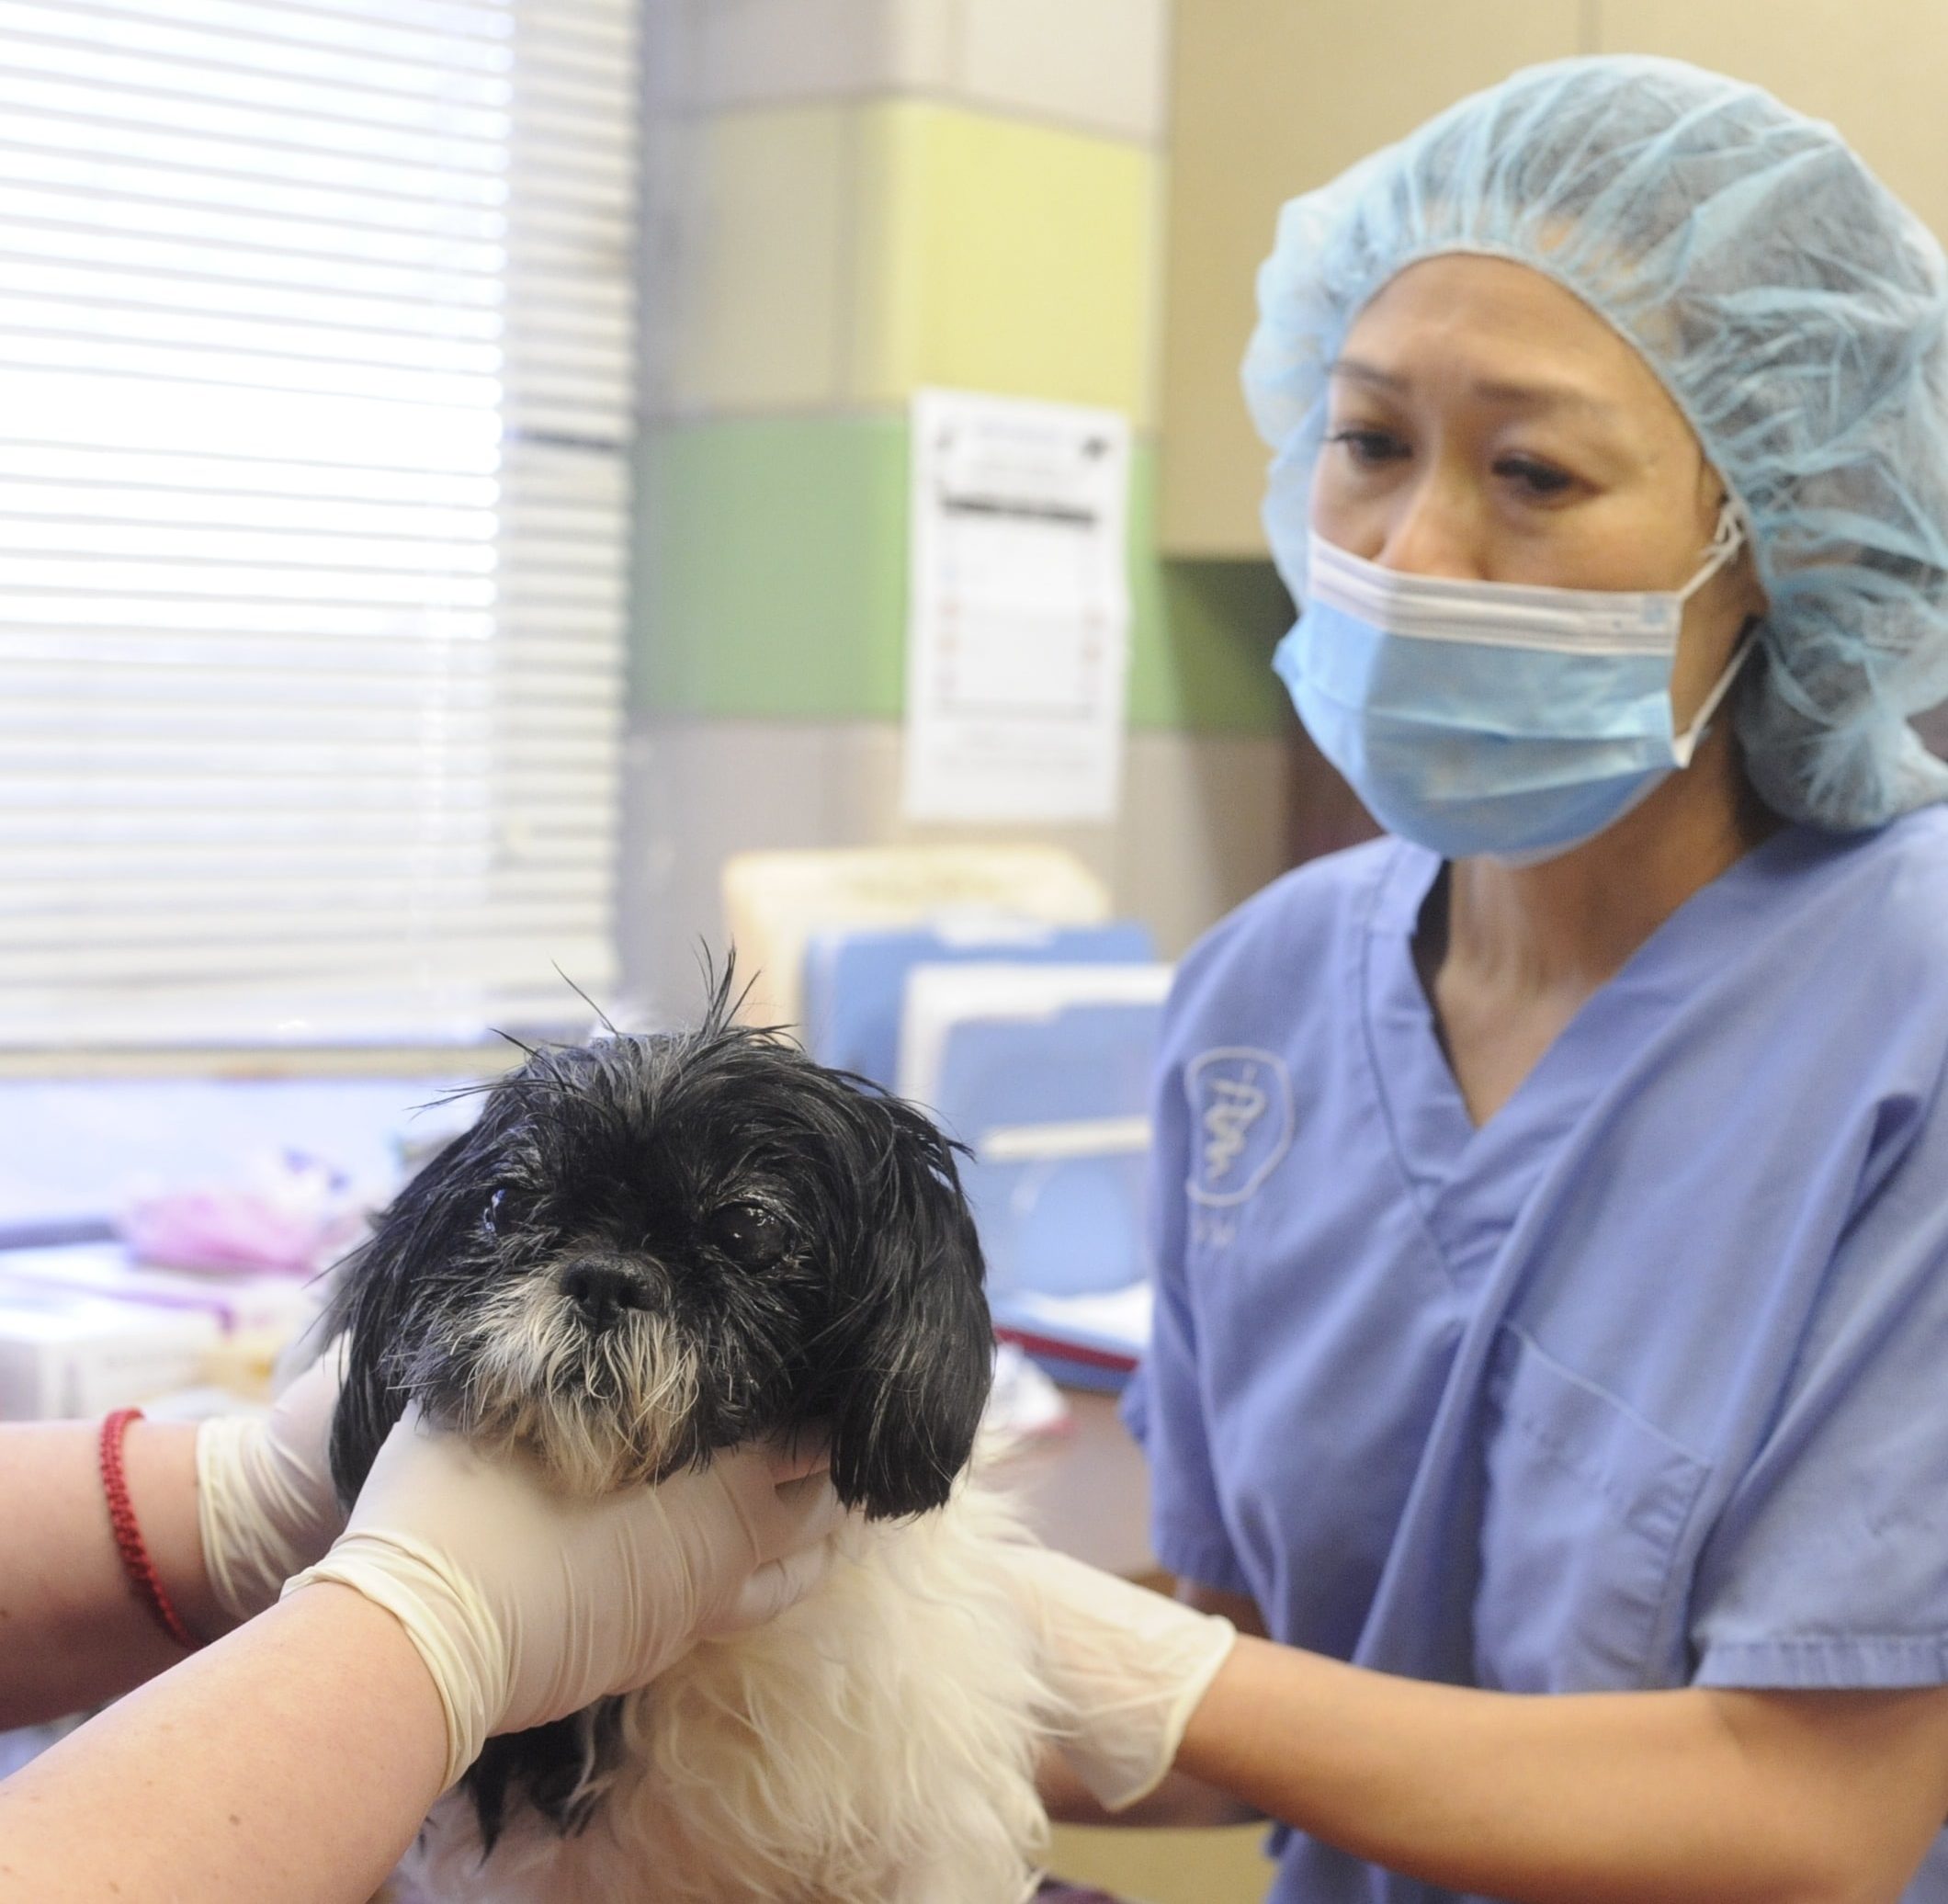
625, 0, 1296, 1023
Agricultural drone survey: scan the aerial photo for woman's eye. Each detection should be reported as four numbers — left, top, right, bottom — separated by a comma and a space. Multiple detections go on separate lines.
1327, 426, 1405, 468
703, 1202, 789, 1267
1496, 455, 1574, 497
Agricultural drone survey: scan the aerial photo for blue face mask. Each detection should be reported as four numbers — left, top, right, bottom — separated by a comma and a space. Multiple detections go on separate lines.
1273, 505, 1753, 865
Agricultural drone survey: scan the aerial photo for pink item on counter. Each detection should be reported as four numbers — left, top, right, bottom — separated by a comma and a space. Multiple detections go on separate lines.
118, 1151, 369, 1276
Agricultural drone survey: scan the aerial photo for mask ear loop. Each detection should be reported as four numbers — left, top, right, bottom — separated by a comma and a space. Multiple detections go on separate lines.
1671, 499, 1758, 767
1677, 497, 1749, 602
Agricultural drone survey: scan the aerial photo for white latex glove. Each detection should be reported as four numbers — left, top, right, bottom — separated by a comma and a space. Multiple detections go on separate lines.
196, 1340, 349, 1625
284, 1410, 844, 1790
1012, 1545, 1238, 1812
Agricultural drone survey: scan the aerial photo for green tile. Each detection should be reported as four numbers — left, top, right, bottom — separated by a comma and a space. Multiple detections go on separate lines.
632, 418, 1294, 732
633, 416, 910, 721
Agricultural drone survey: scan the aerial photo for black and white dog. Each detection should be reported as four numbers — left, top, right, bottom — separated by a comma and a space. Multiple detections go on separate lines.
323, 982, 1050, 1901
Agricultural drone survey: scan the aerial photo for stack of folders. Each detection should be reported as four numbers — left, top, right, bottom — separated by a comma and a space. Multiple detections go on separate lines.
803, 916, 1156, 1091
896, 962, 1172, 1391
721, 846, 1114, 1037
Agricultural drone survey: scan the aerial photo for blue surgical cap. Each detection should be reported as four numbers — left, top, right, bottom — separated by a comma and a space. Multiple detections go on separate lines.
1243, 54, 1948, 830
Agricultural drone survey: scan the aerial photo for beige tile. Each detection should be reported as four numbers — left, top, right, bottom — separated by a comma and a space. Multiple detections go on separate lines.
957, 0, 1171, 142
653, 0, 956, 111
881, 0, 961, 96
656, 108, 852, 415
650, 0, 1172, 140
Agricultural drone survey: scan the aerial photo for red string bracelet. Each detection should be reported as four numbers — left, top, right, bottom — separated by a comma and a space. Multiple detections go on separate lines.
99, 1407, 201, 1652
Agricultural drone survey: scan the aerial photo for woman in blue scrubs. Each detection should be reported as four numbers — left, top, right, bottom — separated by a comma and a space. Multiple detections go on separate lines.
1024, 55, 1948, 1903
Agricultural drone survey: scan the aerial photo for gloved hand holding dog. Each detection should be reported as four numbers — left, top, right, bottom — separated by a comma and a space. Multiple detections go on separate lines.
285, 1410, 845, 1789
196, 1343, 350, 1626
1011, 1544, 1238, 1812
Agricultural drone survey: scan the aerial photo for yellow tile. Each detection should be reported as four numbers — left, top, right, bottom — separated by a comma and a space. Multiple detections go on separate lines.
849, 102, 1161, 425
661, 108, 850, 415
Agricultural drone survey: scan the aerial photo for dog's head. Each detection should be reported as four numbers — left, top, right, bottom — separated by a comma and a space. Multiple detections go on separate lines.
324, 1000, 993, 1522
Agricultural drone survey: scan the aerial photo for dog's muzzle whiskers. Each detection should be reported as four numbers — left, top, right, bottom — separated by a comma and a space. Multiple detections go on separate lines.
423, 1275, 704, 1496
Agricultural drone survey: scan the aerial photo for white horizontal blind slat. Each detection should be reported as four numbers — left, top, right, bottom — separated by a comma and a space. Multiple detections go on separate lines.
0, 0, 637, 1049
11, 980, 621, 1051
10, 861, 612, 902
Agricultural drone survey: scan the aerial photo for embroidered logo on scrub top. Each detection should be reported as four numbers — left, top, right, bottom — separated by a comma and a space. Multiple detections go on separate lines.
1185, 1047, 1294, 1208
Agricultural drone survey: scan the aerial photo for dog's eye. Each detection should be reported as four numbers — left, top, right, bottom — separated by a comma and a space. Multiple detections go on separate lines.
703, 1201, 788, 1267
483, 1188, 506, 1238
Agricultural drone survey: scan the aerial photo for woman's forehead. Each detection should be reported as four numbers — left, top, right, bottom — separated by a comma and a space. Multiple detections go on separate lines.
1336, 254, 1693, 452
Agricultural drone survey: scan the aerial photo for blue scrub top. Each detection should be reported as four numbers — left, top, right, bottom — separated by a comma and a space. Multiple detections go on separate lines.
1123, 809, 1948, 1902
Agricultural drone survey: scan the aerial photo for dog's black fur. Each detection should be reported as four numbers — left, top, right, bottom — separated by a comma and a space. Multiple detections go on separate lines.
322, 975, 993, 1846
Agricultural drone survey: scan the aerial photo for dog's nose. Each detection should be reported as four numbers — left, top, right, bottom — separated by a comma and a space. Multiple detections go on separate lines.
560, 1258, 655, 1328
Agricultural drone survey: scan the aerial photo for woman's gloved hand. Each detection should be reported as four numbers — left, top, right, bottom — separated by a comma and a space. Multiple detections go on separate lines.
284, 1411, 845, 1790
1012, 1545, 1239, 1812
196, 1341, 350, 1626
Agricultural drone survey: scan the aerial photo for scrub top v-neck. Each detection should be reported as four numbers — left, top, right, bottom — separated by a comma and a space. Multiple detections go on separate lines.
1362, 846, 1625, 1283
1125, 809, 1948, 1903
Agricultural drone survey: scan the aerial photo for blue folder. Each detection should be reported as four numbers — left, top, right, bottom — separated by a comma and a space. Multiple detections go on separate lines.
801, 919, 1154, 1090
912, 980, 1169, 1387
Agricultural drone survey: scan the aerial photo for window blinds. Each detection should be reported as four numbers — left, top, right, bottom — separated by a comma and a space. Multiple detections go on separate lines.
0, 0, 637, 1049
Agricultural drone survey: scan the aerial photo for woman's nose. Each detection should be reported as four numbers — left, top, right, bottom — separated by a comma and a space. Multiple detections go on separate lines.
1374, 482, 1483, 580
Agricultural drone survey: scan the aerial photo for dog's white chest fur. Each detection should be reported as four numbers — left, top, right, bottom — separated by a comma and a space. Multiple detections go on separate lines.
404, 1482, 1049, 1903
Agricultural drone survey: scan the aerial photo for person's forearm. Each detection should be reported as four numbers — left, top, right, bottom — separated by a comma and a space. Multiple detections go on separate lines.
1178, 1638, 1937, 1904
0, 1420, 230, 1726
0, 1582, 447, 1903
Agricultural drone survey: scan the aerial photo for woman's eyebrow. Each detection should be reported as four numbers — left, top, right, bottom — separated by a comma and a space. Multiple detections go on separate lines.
1327, 357, 1410, 392
1328, 356, 1622, 421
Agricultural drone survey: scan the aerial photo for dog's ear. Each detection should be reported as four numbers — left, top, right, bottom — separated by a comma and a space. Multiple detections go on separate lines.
323, 1064, 566, 1501
816, 1090, 993, 1519
321, 1142, 459, 1504
322, 1097, 522, 1503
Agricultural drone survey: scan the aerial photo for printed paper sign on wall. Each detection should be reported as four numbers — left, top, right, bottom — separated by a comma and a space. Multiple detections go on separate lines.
903, 388, 1132, 822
